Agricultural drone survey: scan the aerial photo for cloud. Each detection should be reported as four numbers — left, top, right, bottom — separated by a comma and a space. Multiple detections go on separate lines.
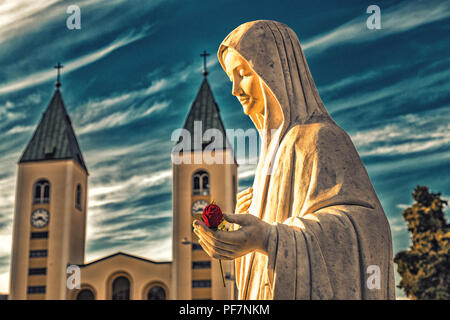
89, 169, 171, 208
396, 204, 410, 210
388, 216, 408, 234
0, 0, 167, 91
238, 163, 257, 180
0, 93, 43, 134
0, 27, 152, 94
0, 166, 18, 224
83, 138, 173, 259
0, 0, 135, 45
0, 0, 60, 36
303, 0, 450, 53
85, 231, 172, 263
0, 271, 9, 293
0, 235, 12, 260
86, 202, 172, 262
350, 108, 450, 157
77, 100, 170, 135
90, 169, 171, 207
317, 64, 401, 97
324, 61, 450, 116
68, 60, 204, 135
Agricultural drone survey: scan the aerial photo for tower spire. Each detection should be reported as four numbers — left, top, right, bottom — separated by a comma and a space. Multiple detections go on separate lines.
54, 62, 64, 89
20, 85, 88, 173
200, 50, 210, 77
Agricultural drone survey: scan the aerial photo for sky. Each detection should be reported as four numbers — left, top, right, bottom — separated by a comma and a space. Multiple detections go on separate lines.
0, 0, 449, 298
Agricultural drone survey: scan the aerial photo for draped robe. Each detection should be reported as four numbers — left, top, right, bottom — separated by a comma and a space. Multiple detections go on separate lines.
217, 20, 395, 300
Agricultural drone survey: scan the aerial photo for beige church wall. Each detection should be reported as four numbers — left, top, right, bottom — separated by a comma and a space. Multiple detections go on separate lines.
9, 159, 87, 300
72, 254, 172, 300
9, 165, 30, 299
172, 158, 192, 300
67, 162, 88, 267
172, 149, 237, 300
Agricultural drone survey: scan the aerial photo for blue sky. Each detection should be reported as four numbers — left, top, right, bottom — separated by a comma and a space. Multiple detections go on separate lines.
0, 0, 449, 298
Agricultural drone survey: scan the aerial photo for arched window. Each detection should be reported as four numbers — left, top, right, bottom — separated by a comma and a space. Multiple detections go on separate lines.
147, 285, 166, 300
33, 180, 50, 204
76, 289, 95, 300
192, 170, 209, 195
75, 184, 82, 210
112, 276, 130, 300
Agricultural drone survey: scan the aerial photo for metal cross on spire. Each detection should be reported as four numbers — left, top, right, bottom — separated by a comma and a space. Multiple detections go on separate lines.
54, 62, 64, 88
200, 50, 210, 77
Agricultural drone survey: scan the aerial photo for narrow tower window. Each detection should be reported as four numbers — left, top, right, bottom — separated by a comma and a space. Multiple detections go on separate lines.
75, 184, 82, 210
192, 170, 209, 195
33, 180, 50, 204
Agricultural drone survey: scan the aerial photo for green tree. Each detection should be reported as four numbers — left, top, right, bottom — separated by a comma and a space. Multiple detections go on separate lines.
394, 185, 450, 300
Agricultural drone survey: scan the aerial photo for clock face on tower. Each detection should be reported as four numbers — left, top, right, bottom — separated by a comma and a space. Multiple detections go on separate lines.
191, 200, 209, 216
31, 209, 49, 228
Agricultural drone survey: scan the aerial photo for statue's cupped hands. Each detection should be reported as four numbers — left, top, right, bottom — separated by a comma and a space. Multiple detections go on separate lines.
193, 187, 274, 261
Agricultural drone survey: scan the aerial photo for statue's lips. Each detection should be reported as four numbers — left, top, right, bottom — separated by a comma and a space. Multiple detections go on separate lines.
239, 97, 250, 104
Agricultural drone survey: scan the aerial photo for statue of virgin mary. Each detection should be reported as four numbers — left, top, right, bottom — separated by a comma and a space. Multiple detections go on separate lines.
194, 20, 395, 300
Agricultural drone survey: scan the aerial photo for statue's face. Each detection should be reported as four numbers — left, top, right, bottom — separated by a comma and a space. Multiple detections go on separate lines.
223, 49, 264, 116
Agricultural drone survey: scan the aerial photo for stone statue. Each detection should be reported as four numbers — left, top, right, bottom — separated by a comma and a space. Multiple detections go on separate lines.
193, 20, 395, 300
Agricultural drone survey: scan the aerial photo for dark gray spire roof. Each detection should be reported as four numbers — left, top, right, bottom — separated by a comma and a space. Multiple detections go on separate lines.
180, 78, 232, 151
19, 89, 88, 174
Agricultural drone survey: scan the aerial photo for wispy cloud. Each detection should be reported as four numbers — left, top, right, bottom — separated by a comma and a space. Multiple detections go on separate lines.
0, 0, 133, 45
78, 100, 170, 134
351, 108, 450, 156
0, 27, 152, 94
325, 62, 450, 115
78, 131, 173, 262
70, 60, 208, 134
0, 173, 14, 292
86, 168, 173, 261
0, 0, 60, 37
303, 0, 450, 53
317, 64, 401, 97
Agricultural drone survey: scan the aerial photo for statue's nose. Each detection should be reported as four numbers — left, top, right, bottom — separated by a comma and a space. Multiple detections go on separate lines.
232, 81, 244, 96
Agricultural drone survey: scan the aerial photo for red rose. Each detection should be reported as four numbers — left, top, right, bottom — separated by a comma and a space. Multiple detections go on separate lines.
200, 202, 226, 287
202, 204, 223, 228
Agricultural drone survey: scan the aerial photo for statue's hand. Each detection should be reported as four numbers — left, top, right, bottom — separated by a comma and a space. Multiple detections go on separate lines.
193, 213, 273, 260
236, 187, 253, 214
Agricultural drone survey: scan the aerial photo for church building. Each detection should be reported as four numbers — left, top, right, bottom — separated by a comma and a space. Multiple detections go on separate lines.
7, 58, 237, 300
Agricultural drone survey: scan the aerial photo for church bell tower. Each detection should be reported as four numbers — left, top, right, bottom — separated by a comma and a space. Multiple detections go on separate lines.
172, 52, 238, 299
9, 64, 88, 299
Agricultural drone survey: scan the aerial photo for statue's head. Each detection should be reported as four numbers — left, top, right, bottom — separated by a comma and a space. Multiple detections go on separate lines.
218, 20, 333, 134
221, 47, 264, 116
